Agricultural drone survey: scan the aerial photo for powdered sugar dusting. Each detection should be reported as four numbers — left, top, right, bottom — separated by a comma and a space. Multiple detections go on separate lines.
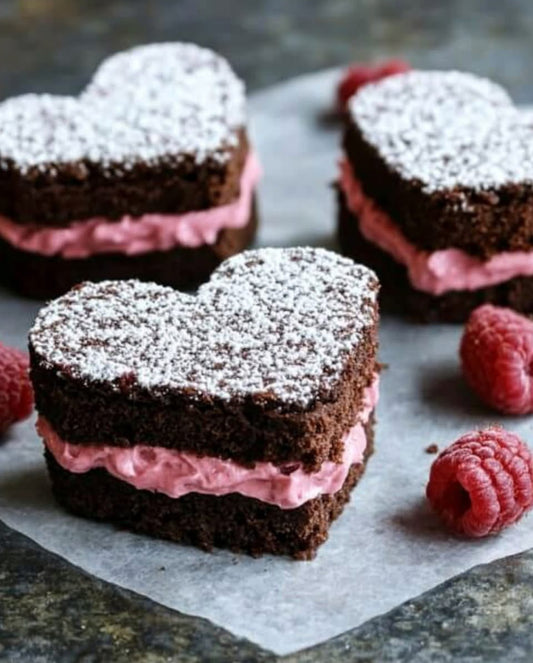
0, 43, 246, 175
83, 42, 245, 164
0, 95, 148, 175
29, 248, 378, 408
349, 70, 533, 192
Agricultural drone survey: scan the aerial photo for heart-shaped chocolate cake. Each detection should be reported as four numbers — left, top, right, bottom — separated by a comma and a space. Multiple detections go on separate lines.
0, 42, 260, 298
337, 70, 533, 321
30, 247, 380, 559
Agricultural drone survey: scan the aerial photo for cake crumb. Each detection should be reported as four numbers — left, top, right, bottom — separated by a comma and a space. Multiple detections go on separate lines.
425, 443, 439, 454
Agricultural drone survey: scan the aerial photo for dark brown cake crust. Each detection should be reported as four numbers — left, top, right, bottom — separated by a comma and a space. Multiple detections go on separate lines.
44, 417, 375, 560
343, 121, 533, 260
337, 188, 533, 323
1, 131, 249, 227
1, 198, 258, 300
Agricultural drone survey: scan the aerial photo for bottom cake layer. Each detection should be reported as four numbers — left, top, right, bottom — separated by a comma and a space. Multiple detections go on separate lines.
45, 416, 374, 560
337, 190, 533, 323
0, 200, 258, 300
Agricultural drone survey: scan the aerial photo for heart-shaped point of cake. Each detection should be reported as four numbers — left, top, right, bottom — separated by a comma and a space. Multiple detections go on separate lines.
349, 70, 533, 192
29, 247, 379, 409
0, 43, 246, 177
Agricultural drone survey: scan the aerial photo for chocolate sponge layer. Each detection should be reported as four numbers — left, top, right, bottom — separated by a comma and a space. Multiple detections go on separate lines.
1, 131, 249, 227
344, 121, 533, 261
44, 417, 375, 560
31, 340, 378, 472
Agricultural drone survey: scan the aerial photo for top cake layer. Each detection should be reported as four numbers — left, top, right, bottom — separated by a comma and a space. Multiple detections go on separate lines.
345, 70, 533, 258
0, 43, 245, 176
29, 248, 379, 467
0, 43, 248, 225
349, 70, 533, 193
30, 247, 377, 408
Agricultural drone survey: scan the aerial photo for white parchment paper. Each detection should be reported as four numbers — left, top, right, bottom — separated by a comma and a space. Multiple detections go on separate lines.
2, 69, 533, 656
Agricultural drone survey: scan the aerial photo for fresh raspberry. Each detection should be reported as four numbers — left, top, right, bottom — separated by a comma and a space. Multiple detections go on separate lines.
0, 342, 33, 436
460, 304, 533, 415
426, 427, 533, 537
336, 59, 411, 112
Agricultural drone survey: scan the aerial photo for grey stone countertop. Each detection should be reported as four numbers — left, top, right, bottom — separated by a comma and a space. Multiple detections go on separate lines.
2, 1, 533, 661
0, 0, 532, 99
3, 521, 533, 662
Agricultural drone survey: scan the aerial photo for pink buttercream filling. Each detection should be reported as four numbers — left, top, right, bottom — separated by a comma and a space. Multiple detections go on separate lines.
38, 377, 378, 510
339, 157, 533, 296
0, 152, 261, 259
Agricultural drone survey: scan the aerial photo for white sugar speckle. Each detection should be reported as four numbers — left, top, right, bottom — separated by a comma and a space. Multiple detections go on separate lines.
0, 43, 246, 175
29, 248, 378, 408
349, 70, 533, 192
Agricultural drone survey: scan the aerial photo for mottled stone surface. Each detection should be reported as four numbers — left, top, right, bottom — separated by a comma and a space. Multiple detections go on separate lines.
3, 519, 533, 662
0, 521, 276, 663
2, 1, 533, 660
288, 549, 533, 662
